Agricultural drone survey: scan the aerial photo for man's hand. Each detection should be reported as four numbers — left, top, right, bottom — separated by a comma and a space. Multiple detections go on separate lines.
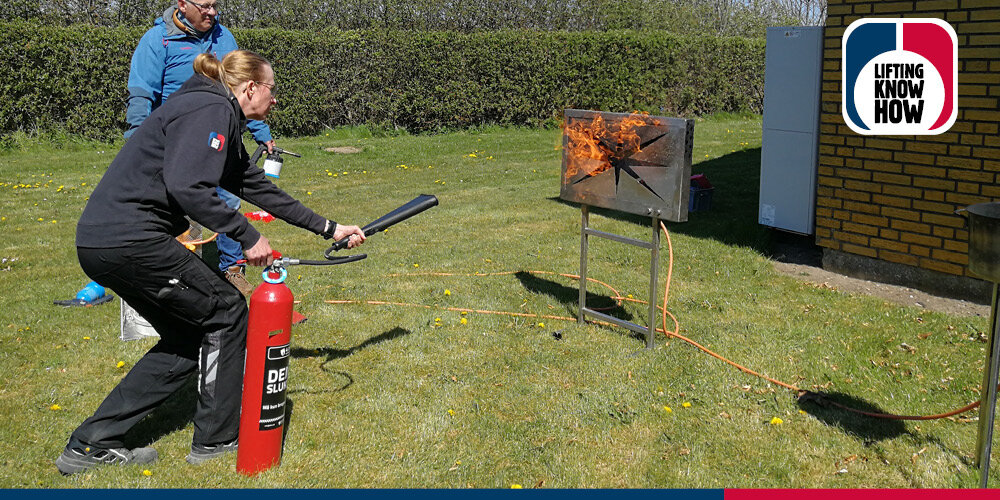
245, 235, 275, 266
264, 140, 276, 154
333, 224, 366, 249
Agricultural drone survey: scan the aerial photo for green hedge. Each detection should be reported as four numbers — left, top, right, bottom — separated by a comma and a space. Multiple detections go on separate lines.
0, 21, 764, 141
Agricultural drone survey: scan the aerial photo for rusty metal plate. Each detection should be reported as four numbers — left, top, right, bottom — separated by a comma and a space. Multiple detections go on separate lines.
560, 109, 694, 222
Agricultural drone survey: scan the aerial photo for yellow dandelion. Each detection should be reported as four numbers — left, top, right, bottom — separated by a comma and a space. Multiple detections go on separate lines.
116, 361, 125, 368
435, 317, 442, 323
50, 404, 62, 411
142, 469, 152, 476
538, 322, 545, 328
413, 263, 419, 268
799, 410, 806, 415
51, 220, 57, 224
83, 336, 91, 340
682, 402, 691, 408
461, 311, 467, 316
328, 172, 333, 176
663, 406, 672, 413
307, 191, 312, 195
770, 417, 783, 425
37, 218, 43, 221
447, 409, 455, 416
510, 484, 522, 489
460, 317, 468, 325
444, 289, 451, 296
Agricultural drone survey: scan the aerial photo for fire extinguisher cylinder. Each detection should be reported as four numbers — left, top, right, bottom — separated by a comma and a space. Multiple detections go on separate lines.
237, 269, 294, 476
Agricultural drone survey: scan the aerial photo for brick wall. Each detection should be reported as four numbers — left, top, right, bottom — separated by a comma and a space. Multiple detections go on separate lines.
818, 0, 1000, 288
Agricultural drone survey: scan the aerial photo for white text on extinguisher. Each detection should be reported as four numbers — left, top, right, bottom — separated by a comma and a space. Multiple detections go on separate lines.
266, 367, 287, 394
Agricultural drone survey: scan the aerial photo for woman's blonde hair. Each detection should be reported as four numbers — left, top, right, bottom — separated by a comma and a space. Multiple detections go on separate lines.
193, 50, 270, 93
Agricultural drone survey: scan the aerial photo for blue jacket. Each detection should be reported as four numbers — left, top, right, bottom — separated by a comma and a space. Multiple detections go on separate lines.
125, 6, 272, 143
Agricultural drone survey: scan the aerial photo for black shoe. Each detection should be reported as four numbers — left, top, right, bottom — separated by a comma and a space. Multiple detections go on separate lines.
186, 438, 238, 465
55, 438, 158, 475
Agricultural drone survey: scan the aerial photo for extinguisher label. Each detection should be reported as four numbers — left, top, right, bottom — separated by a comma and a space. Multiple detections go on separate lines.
259, 343, 290, 431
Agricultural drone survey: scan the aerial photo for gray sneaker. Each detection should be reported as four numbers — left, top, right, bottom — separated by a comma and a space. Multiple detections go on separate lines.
186, 438, 238, 465
55, 439, 158, 475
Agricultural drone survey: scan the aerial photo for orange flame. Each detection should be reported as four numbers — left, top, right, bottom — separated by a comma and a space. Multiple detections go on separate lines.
564, 112, 661, 181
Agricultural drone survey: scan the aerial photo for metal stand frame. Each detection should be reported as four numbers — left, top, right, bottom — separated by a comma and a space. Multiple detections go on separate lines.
577, 204, 660, 349
976, 282, 1000, 488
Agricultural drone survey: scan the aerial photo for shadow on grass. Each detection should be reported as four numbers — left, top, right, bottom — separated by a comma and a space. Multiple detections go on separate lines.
514, 271, 646, 343
514, 270, 632, 320
292, 326, 411, 377
797, 391, 908, 442
124, 377, 197, 449
550, 148, 783, 255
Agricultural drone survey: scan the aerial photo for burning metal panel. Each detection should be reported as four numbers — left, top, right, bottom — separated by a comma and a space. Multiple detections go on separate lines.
561, 109, 695, 222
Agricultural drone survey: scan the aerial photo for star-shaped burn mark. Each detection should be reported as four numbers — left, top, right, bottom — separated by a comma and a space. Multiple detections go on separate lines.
571, 131, 668, 200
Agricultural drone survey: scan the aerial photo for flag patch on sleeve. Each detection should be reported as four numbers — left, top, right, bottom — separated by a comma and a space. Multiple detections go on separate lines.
208, 132, 226, 151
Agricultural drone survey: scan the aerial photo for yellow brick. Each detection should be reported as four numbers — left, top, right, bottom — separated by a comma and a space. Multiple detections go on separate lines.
881, 228, 900, 240
957, 182, 981, 194
943, 239, 967, 253
913, 199, 958, 214
854, 149, 892, 161
945, 192, 990, 205
911, 245, 931, 258
933, 226, 957, 239
874, 1, 915, 12
894, 151, 937, 165
973, 147, 1000, 160
961, 84, 989, 96
883, 184, 922, 198
912, 177, 956, 190
842, 243, 878, 258
881, 250, 920, 266
917, 0, 959, 9
892, 220, 932, 234
836, 188, 872, 202
905, 142, 949, 155
970, 10, 1000, 21
844, 180, 882, 193
872, 172, 911, 185
866, 138, 904, 150
835, 168, 871, 181
844, 201, 880, 215
948, 168, 992, 182
816, 237, 837, 249
871, 237, 908, 253
843, 221, 880, 236
864, 160, 903, 173
902, 164, 947, 177
872, 194, 912, 208
853, 213, 890, 227
948, 145, 973, 156
883, 206, 922, 221
901, 232, 943, 248
920, 259, 963, 276
961, 134, 985, 146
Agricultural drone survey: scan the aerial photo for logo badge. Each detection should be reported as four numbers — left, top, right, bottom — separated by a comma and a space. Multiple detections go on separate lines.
842, 18, 957, 135
208, 132, 226, 151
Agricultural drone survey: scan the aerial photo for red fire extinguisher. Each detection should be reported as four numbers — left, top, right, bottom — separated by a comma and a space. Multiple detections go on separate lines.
237, 262, 293, 476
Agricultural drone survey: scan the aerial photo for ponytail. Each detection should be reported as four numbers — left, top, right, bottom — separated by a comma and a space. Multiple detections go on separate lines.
193, 50, 270, 94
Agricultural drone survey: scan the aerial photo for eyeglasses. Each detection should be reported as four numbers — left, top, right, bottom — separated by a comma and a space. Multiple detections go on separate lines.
254, 81, 277, 97
185, 0, 219, 13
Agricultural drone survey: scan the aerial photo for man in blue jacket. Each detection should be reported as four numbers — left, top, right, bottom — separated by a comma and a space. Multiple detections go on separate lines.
125, 0, 274, 294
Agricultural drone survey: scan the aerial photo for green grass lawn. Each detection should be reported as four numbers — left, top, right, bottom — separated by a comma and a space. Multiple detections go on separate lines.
0, 115, 994, 488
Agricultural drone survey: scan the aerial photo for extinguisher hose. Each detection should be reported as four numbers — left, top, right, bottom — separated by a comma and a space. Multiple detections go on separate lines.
296, 256, 367, 266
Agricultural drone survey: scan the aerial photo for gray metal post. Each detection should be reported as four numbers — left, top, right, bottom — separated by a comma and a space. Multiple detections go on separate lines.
976, 282, 1000, 487
578, 205, 589, 324
646, 217, 660, 349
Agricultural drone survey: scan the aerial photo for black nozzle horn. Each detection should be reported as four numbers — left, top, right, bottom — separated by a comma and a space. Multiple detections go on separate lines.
327, 194, 439, 253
